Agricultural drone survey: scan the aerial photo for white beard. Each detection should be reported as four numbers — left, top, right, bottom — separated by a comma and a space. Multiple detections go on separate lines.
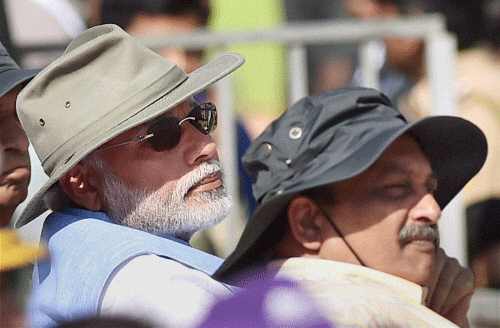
89, 157, 231, 240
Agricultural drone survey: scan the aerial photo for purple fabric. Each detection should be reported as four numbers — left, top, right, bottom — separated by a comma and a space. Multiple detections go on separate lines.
199, 278, 332, 327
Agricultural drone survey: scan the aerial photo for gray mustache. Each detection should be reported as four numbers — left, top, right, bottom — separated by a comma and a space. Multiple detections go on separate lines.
398, 224, 440, 248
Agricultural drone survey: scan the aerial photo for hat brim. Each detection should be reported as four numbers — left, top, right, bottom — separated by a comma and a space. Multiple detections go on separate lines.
214, 115, 487, 280
0, 68, 41, 98
15, 53, 244, 228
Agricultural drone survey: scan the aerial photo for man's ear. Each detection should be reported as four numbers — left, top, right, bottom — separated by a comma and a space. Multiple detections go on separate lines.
58, 163, 103, 211
287, 196, 327, 252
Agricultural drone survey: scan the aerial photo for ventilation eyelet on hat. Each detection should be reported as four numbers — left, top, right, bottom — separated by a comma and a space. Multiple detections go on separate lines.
260, 143, 272, 157
289, 127, 302, 139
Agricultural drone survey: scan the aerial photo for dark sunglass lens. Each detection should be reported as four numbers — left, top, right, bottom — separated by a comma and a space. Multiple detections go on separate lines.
147, 117, 181, 151
189, 102, 217, 134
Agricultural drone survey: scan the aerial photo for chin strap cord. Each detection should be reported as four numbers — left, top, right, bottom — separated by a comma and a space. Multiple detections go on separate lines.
318, 206, 368, 267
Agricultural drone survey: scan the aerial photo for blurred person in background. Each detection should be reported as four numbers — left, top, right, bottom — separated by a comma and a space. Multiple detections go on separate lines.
208, 0, 287, 139
283, 0, 357, 94
99, 0, 257, 256
215, 88, 487, 328
79, 0, 286, 141
1, 229, 45, 328
0, 41, 39, 226
99, 0, 210, 74
466, 198, 500, 289
346, 0, 436, 104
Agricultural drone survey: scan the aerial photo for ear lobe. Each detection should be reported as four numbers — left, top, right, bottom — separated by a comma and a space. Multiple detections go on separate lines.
287, 196, 323, 252
58, 163, 103, 211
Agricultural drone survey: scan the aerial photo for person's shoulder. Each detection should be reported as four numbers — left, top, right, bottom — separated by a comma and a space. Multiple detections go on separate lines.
106, 254, 231, 295
101, 254, 232, 327
119, 254, 217, 277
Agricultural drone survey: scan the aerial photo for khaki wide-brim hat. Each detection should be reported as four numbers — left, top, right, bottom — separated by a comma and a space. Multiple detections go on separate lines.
15, 24, 244, 227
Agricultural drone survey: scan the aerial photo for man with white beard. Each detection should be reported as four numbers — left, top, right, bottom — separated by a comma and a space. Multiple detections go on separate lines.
14, 24, 244, 328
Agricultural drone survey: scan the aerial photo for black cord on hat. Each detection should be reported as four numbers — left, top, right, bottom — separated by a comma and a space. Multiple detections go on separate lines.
318, 206, 368, 267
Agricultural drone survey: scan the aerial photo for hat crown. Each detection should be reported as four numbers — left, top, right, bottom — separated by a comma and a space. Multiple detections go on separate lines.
243, 87, 404, 204
17, 24, 186, 177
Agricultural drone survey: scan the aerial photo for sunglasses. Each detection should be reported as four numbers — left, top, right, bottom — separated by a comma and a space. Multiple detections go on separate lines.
98, 102, 217, 152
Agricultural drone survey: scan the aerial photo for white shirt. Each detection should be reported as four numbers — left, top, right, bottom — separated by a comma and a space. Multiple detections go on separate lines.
100, 254, 232, 328
270, 258, 458, 327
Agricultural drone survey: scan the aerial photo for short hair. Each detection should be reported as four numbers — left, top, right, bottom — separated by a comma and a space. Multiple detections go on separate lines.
100, 0, 210, 30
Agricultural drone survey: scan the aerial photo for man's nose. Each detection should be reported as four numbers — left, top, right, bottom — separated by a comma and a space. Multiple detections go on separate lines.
410, 193, 442, 224
181, 122, 217, 165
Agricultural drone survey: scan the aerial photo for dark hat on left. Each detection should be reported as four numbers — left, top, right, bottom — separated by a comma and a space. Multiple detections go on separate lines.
0, 42, 40, 98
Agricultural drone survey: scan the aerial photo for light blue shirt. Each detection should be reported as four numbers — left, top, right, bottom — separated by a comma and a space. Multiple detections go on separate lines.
28, 208, 226, 327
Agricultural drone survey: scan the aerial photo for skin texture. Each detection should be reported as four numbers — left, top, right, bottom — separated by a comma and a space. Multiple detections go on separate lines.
277, 134, 473, 327
0, 85, 30, 226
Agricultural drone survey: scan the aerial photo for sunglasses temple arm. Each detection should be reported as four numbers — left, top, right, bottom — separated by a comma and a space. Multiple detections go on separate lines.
96, 133, 155, 151
178, 116, 195, 125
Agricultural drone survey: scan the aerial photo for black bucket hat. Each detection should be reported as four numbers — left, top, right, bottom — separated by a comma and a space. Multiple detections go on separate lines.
0, 42, 39, 98
215, 87, 488, 280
